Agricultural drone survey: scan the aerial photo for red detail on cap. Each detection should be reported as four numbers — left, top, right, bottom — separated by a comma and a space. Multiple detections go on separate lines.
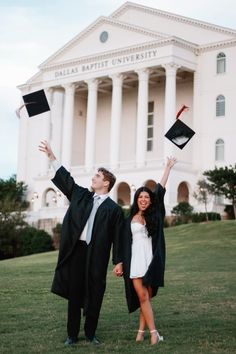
176, 105, 189, 120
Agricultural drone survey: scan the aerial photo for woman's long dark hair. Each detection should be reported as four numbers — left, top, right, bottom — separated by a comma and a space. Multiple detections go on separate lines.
130, 186, 157, 237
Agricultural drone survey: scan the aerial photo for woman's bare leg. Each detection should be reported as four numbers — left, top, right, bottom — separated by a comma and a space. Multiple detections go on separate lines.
132, 279, 155, 331
136, 309, 146, 341
132, 279, 160, 345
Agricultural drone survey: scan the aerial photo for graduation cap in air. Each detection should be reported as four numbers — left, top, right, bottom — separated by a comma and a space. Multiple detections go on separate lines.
16, 89, 50, 118
165, 105, 195, 149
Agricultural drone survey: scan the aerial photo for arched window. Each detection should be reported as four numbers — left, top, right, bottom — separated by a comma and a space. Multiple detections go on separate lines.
42, 188, 57, 207
117, 182, 131, 206
216, 95, 225, 117
215, 139, 224, 161
216, 52, 226, 74
144, 179, 157, 192
177, 182, 189, 203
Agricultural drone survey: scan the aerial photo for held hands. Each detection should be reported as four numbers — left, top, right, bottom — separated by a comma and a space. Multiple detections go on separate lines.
112, 262, 123, 277
38, 140, 56, 161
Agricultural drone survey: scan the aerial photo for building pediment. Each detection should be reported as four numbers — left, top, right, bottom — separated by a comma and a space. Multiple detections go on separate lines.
19, 1, 236, 88
111, 2, 236, 45
20, 35, 199, 87
40, 16, 168, 70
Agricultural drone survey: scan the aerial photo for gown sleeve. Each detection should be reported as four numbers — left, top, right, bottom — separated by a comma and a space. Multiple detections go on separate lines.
112, 207, 125, 265
51, 166, 87, 202
153, 183, 166, 219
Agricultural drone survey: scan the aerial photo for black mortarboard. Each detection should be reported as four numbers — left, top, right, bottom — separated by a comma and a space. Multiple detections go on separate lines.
165, 105, 195, 149
16, 89, 50, 118
165, 119, 195, 149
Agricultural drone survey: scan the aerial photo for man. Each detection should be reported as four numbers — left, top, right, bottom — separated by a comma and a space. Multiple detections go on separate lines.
39, 141, 123, 346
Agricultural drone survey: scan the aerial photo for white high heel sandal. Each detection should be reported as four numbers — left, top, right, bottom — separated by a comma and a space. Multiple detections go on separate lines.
136, 329, 145, 342
150, 330, 164, 345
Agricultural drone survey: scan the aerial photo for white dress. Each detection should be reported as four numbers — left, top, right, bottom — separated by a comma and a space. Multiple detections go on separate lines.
130, 222, 153, 279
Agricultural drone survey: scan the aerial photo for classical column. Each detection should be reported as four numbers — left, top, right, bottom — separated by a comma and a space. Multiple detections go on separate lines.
85, 79, 98, 172
192, 70, 200, 169
51, 88, 64, 162
40, 87, 53, 175
162, 63, 180, 158
61, 83, 75, 169
109, 73, 123, 169
135, 68, 149, 168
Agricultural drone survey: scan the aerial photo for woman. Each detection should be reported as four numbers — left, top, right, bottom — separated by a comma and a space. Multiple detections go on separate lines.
122, 157, 176, 345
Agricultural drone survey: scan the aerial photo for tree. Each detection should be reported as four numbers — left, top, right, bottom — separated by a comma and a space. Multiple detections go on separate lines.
0, 175, 29, 259
0, 175, 28, 210
203, 164, 236, 219
171, 202, 194, 224
193, 179, 212, 221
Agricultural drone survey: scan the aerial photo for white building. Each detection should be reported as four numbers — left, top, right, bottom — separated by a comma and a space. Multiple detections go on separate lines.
17, 2, 236, 231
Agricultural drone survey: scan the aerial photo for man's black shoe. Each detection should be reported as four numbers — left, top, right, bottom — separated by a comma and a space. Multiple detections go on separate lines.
64, 337, 78, 346
86, 336, 100, 345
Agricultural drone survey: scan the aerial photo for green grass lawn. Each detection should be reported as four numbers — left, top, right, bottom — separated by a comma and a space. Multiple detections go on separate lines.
0, 221, 235, 354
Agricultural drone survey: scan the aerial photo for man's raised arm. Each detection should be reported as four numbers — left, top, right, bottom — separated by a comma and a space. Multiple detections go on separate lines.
39, 140, 56, 161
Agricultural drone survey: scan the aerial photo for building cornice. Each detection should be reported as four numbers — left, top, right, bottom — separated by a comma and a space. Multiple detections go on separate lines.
111, 1, 236, 37
197, 38, 236, 53
17, 36, 198, 89
19, 34, 236, 90
39, 16, 168, 69
40, 36, 198, 72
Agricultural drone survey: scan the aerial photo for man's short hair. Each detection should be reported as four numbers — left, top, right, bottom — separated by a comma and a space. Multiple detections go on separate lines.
98, 167, 116, 192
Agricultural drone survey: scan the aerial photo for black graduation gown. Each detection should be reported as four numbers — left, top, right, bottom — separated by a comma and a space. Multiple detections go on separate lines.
50, 166, 123, 315
122, 183, 166, 313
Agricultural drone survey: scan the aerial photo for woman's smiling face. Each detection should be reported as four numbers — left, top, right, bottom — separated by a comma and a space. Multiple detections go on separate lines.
137, 191, 151, 212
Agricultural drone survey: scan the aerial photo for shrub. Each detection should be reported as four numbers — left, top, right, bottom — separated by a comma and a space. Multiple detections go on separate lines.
18, 226, 53, 256
164, 217, 170, 228
224, 205, 235, 220
206, 212, 221, 221
171, 202, 194, 224
122, 207, 130, 218
192, 212, 221, 223
0, 213, 26, 259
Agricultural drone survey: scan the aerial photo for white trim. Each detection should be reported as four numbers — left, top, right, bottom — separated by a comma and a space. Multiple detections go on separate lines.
197, 38, 236, 53
111, 1, 236, 36
39, 16, 168, 69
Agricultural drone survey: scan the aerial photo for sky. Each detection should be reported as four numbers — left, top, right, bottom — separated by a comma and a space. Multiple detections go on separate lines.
0, 0, 235, 179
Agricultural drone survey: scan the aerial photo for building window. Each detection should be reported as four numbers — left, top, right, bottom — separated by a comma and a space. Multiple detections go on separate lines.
216, 52, 226, 74
216, 95, 225, 117
43, 188, 57, 207
147, 101, 154, 151
144, 179, 157, 192
117, 182, 131, 206
177, 182, 189, 203
215, 139, 224, 161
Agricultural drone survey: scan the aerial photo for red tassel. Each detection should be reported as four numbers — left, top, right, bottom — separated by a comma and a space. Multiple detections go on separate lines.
176, 105, 189, 119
